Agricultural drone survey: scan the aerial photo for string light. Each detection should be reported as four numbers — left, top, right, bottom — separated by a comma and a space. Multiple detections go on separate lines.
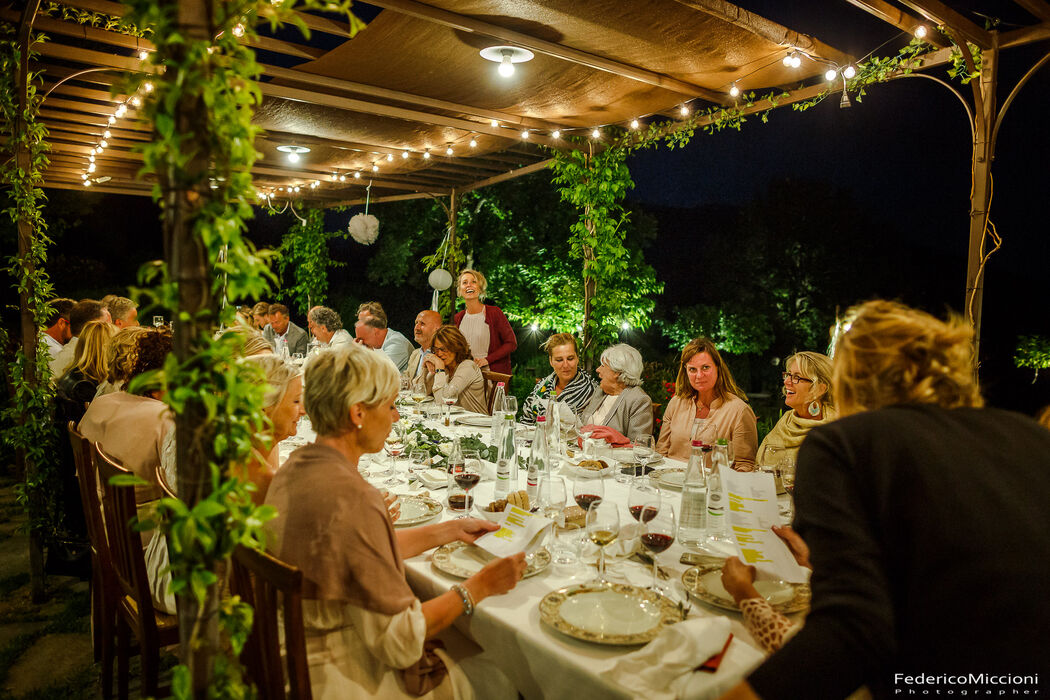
142, 81, 154, 93
138, 50, 148, 61
87, 163, 96, 173
620, 321, 630, 331
115, 104, 127, 118
551, 130, 561, 139
679, 104, 690, 116
386, 153, 394, 162
83, 179, 91, 187
293, 186, 300, 192
99, 139, 108, 148
103, 130, 112, 139
423, 149, 431, 159
843, 65, 856, 79
591, 128, 600, 139
530, 323, 538, 331
520, 130, 529, 140
371, 163, 379, 172
490, 119, 499, 128
825, 68, 838, 81
339, 174, 346, 181
730, 83, 741, 97
81, 173, 88, 179
107, 116, 116, 125
629, 119, 639, 130
88, 154, 95, 163
445, 145, 454, 156
402, 151, 410, 158
469, 137, 477, 148
130, 96, 141, 107
232, 23, 245, 38
354, 171, 361, 178
914, 25, 928, 39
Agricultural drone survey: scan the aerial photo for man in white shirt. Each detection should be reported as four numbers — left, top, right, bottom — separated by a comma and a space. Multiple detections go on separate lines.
355, 312, 414, 372
106, 296, 140, 329
50, 299, 112, 378
307, 306, 354, 350
404, 309, 442, 381
42, 298, 75, 361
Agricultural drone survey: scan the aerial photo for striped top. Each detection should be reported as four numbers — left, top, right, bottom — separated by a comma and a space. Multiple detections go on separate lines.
520, 370, 598, 425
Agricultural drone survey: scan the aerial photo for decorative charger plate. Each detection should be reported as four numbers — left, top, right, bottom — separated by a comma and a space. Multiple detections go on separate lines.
454, 414, 492, 427
681, 564, 811, 614
432, 541, 551, 579
651, 467, 686, 490
393, 495, 443, 527
539, 583, 683, 645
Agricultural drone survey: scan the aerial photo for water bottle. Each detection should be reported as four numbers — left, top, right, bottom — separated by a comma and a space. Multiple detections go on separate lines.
546, 397, 562, 459
446, 436, 465, 487
494, 408, 517, 499
691, 416, 709, 444
526, 416, 549, 507
489, 382, 506, 445
706, 443, 731, 544
678, 440, 708, 550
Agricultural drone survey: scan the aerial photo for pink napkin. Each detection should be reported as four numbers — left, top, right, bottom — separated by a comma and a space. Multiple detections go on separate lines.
579, 424, 632, 448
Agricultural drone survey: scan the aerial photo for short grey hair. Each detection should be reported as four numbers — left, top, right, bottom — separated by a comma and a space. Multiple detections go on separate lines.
309, 306, 342, 332
303, 343, 398, 437
600, 343, 644, 387
242, 355, 301, 410
107, 296, 137, 323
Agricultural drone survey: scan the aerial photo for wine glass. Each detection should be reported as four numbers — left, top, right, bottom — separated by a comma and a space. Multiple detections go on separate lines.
454, 457, 481, 514
442, 388, 458, 427
152, 315, 164, 328
408, 448, 430, 482
572, 473, 605, 512
586, 500, 620, 585
399, 375, 412, 404
502, 395, 518, 419
777, 457, 797, 521
410, 376, 428, 417
384, 423, 406, 485
579, 426, 596, 458
540, 475, 567, 522
640, 503, 676, 593
628, 481, 661, 523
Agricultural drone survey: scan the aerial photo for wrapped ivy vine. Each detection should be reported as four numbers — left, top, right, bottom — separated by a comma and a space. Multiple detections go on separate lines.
275, 205, 345, 316
114, 0, 361, 695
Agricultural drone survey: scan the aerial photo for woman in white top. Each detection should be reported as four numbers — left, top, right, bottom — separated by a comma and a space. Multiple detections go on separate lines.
453, 269, 516, 375
265, 343, 526, 699
424, 325, 489, 415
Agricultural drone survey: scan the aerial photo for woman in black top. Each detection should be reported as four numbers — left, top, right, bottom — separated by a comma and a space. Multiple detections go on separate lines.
720, 301, 1050, 700
55, 320, 115, 425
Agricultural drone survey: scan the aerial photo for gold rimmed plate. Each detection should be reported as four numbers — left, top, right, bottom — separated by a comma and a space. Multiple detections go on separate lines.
539, 583, 683, 645
432, 541, 551, 579
651, 467, 686, 490
393, 495, 443, 527
681, 564, 811, 614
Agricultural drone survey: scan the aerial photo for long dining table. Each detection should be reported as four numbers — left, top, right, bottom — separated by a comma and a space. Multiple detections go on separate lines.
281, 403, 788, 700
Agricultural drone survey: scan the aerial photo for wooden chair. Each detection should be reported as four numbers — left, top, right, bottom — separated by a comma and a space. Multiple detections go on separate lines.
229, 544, 312, 700
67, 422, 115, 695
93, 443, 180, 700
481, 370, 512, 415
651, 403, 662, 434
155, 463, 177, 500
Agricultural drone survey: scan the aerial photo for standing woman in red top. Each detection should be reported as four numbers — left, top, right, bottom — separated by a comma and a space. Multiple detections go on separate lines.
453, 269, 517, 375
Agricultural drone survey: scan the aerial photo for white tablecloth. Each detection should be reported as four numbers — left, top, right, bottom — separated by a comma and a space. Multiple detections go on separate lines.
281, 409, 777, 700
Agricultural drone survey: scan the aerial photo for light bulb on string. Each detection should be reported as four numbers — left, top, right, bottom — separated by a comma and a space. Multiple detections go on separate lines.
423, 149, 431, 160
843, 65, 856, 79
469, 137, 477, 148
81, 173, 88, 180
130, 96, 141, 107
915, 25, 928, 39
386, 153, 394, 162
591, 128, 600, 139
630, 119, 639, 129
530, 323, 538, 332
232, 23, 245, 38
99, 139, 108, 148
729, 83, 740, 98
620, 321, 630, 331
115, 104, 127, 118
520, 130, 529, 140
371, 164, 379, 172
88, 155, 95, 163
402, 151, 410, 158
354, 171, 361, 178
138, 50, 148, 61
446, 145, 454, 156
551, 130, 561, 139
339, 174, 346, 182
490, 119, 499, 128
88, 163, 96, 173
825, 68, 838, 81
790, 54, 802, 68
83, 179, 91, 187
142, 81, 153, 93
103, 130, 111, 138
107, 116, 116, 125
293, 186, 300, 193
679, 104, 690, 116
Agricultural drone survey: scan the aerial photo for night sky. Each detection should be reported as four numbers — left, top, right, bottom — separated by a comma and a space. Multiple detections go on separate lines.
11, 1, 1050, 413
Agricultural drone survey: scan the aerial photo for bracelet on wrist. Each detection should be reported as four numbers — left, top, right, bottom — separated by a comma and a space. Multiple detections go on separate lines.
451, 584, 474, 616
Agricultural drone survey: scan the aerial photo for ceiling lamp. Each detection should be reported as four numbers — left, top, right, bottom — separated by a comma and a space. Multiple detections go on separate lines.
480, 46, 535, 78
276, 144, 310, 164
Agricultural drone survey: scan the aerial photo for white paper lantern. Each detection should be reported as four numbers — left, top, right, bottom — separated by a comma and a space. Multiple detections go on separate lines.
428, 268, 453, 291
348, 213, 379, 245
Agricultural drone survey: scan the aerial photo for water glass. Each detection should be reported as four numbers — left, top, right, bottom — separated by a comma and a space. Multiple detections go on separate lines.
408, 449, 430, 479
552, 522, 581, 567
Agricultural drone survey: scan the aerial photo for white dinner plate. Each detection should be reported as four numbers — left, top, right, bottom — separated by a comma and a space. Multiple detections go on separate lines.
432, 541, 550, 579
651, 467, 686, 490
454, 414, 492, 427
393, 495, 443, 527
539, 583, 682, 645
681, 564, 811, 614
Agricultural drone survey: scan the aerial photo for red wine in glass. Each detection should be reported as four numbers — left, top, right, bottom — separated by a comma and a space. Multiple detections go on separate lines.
454, 473, 480, 491
629, 505, 659, 522
448, 493, 473, 510
575, 493, 602, 510
640, 532, 674, 553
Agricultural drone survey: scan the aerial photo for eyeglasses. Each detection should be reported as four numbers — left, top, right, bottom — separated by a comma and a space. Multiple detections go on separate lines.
782, 372, 814, 385
432, 345, 449, 354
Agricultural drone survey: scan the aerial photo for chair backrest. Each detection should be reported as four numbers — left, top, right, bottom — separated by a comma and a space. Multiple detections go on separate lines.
155, 463, 177, 500
68, 421, 107, 557
651, 403, 662, 436
230, 545, 311, 700
481, 370, 512, 416
93, 443, 159, 635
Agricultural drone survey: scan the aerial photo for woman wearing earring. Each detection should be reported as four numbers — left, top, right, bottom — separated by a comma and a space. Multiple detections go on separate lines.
453, 269, 517, 374
755, 352, 836, 466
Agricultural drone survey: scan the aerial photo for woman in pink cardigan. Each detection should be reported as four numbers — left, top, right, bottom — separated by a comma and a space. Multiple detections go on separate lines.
453, 269, 517, 375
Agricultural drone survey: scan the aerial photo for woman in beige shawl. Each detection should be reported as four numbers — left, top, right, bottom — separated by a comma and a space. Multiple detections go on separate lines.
265, 343, 526, 699
755, 351, 837, 467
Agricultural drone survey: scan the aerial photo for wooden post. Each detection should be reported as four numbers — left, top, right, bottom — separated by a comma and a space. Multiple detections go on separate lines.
15, 0, 45, 603
964, 37, 999, 361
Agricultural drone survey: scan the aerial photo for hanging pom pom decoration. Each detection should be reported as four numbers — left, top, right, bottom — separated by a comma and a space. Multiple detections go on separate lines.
348, 180, 380, 244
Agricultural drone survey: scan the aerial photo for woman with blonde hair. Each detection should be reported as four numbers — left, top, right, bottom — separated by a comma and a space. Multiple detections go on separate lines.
754, 351, 836, 467
95, 325, 149, 396
520, 333, 597, 425
453, 268, 517, 374
265, 343, 525, 698
56, 320, 117, 422
423, 325, 488, 414
719, 301, 1050, 700
656, 337, 758, 468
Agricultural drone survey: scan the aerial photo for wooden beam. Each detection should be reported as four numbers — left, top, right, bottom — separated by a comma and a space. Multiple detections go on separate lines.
44, 178, 151, 195
672, 0, 857, 65
327, 191, 442, 207
366, 0, 731, 104
839, 0, 949, 47
1013, 0, 1050, 22
458, 158, 553, 194
40, 107, 152, 132
896, 0, 992, 48
999, 22, 1050, 48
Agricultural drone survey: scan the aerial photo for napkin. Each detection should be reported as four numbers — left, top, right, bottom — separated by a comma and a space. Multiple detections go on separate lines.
579, 424, 632, 447
603, 617, 758, 700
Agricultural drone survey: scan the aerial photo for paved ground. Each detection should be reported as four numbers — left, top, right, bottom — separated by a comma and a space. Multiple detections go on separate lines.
0, 474, 174, 699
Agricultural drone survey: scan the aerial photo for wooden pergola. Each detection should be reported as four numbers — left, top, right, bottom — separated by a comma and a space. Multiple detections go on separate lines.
16, 0, 1050, 346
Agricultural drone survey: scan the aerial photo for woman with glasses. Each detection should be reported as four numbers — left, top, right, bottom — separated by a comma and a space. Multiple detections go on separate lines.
424, 325, 488, 415
755, 352, 837, 466
655, 337, 758, 468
